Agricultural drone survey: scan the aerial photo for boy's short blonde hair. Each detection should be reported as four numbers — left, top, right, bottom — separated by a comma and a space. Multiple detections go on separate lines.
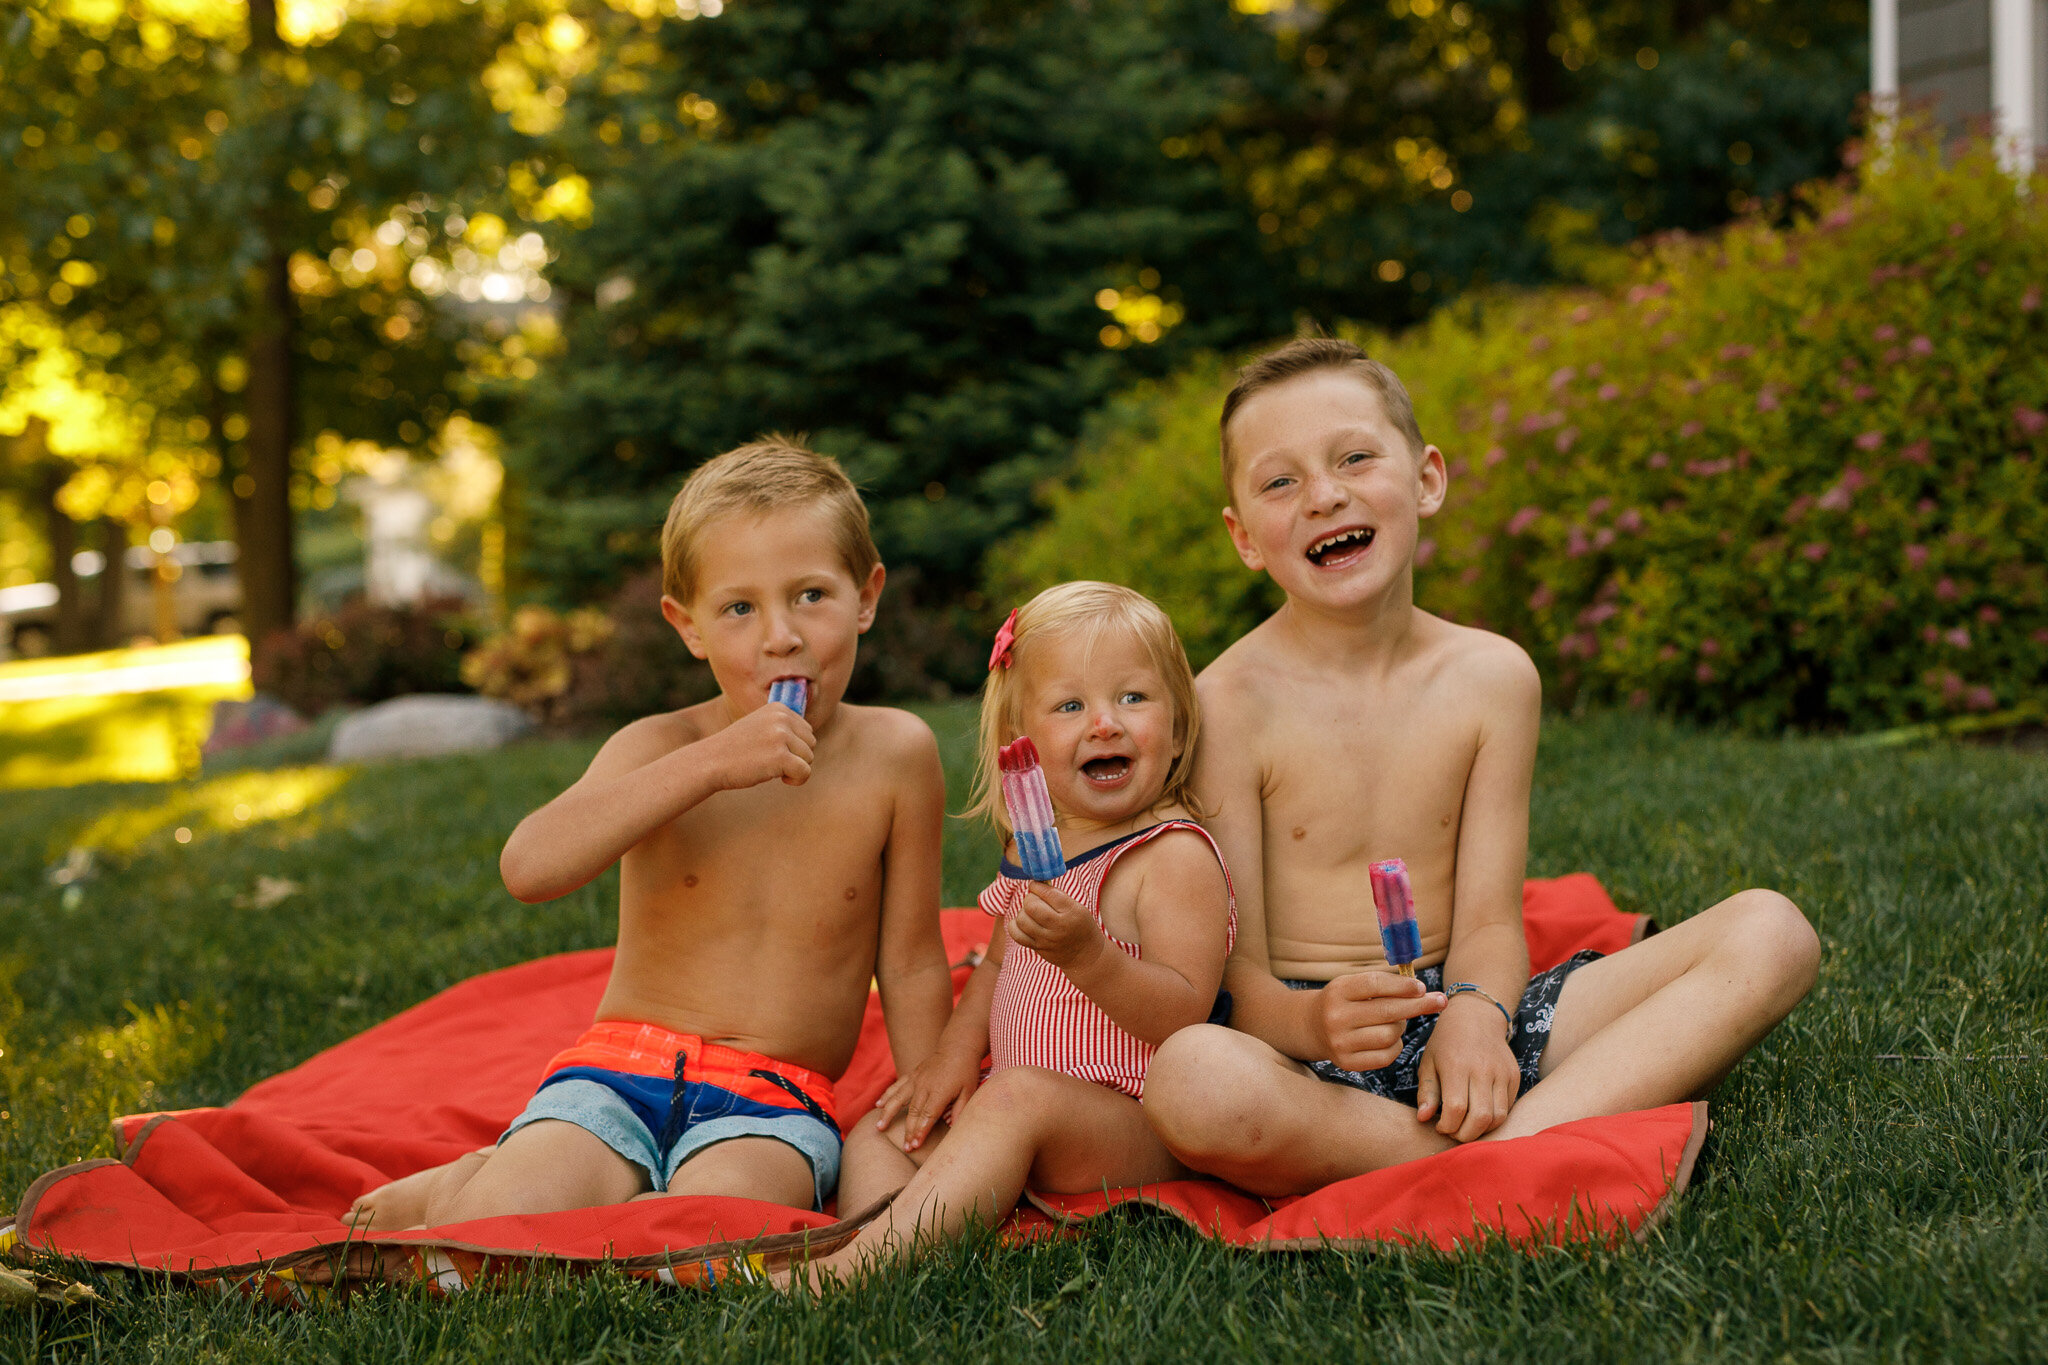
660, 436, 881, 602
967, 581, 1203, 834
1218, 337, 1427, 496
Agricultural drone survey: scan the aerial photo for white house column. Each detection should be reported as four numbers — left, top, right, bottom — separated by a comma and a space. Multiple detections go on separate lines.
1991, 0, 2038, 172
1872, 0, 1902, 111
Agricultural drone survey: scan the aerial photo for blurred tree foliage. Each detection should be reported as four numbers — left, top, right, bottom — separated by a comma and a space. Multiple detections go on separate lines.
0, 0, 548, 640
508, 0, 1298, 619
512, 0, 1866, 650
1224, 0, 1868, 322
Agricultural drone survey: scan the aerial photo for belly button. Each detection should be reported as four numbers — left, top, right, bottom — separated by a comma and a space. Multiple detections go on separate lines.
1292, 827, 1306, 841
684, 874, 699, 888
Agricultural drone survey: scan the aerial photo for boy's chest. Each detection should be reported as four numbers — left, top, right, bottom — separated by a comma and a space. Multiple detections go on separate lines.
632, 766, 895, 907
1257, 688, 1479, 864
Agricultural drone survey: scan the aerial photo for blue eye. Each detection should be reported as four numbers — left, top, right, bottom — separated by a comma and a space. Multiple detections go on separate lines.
798, 588, 826, 604
1055, 699, 1083, 713
725, 601, 753, 617
1120, 691, 1146, 705
1342, 451, 1371, 466
1262, 476, 1294, 493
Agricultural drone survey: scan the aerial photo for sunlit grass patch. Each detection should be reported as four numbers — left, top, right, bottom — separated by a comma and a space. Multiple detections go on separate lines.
0, 637, 253, 790
62, 765, 353, 859
0, 686, 243, 790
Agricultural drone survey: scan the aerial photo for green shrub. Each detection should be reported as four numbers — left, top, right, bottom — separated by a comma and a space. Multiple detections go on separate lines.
993, 128, 2048, 730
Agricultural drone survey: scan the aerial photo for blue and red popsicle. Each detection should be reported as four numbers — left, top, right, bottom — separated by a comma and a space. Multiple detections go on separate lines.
1369, 858, 1422, 977
999, 737, 1066, 881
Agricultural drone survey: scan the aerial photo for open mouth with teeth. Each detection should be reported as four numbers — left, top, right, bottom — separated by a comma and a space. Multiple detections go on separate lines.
1080, 755, 1133, 787
1306, 526, 1376, 568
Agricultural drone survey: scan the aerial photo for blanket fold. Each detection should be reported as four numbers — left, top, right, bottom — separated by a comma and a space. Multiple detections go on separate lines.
5, 876, 1688, 1297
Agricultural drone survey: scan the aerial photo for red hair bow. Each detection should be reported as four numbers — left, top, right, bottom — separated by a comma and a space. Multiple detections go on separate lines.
988, 608, 1019, 671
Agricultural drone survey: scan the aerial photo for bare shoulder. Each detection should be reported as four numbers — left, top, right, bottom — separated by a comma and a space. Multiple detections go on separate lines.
834, 703, 942, 785
1196, 622, 1286, 732
1415, 612, 1541, 710
1116, 817, 1231, 903
836, 702, 938, 759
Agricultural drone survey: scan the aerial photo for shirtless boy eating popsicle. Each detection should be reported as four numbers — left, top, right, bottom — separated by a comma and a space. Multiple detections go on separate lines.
1142, 339, 1821, 1192
349, 439, 954, 1226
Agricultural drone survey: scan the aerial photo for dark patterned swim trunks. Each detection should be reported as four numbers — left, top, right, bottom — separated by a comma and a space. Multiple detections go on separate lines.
1283, 950, 1603, 1106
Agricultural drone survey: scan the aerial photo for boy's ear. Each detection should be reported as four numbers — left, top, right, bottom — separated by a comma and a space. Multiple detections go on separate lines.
1416, 445, 1449, 519
660, 594, 710, 660
854, 562, 886, 634
1220, 505, 1266, 572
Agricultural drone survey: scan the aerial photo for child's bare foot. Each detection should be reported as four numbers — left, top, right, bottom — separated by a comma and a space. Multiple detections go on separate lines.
346, 1167, 442, 1231
346, 1147, 495, 1231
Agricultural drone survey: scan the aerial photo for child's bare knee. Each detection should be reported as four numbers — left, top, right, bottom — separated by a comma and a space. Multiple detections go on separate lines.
1142, 1026, 1274, 1161
1727, 888, 1820, 987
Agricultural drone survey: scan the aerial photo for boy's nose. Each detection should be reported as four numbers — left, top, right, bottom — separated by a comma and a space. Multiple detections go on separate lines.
1305, 472, 1349, 515
764, 611, 803, 654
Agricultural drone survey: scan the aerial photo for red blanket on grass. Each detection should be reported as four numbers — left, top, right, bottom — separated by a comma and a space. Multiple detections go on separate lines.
5, 875, 1702, 1295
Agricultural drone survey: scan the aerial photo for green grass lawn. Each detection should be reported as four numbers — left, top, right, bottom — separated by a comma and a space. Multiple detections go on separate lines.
1, 705, 2043, 1361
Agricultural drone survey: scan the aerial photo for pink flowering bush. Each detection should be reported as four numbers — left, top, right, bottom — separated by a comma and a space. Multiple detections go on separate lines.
997, 127, 2047, 731
1412, 128, 2046, 729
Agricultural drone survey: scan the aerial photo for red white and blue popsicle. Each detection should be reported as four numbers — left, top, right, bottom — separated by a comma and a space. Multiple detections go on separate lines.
998, 737, 1066, 881
1369, 857, 1422, 977
768, 677, 809, 716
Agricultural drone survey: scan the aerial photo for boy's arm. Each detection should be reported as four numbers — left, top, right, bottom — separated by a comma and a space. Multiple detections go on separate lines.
1417, 644, 1539, 1140
499, 703, 812, 903
872, 718, 954, 1076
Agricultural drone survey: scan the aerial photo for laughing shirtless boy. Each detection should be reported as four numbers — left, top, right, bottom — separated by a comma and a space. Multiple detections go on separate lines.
1142, 339, 1820, 1193
350, 440, 953, 1225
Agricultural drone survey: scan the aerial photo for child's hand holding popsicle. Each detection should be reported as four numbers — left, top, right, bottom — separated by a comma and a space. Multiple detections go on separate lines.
1309, 859, 1444, 1071
705, 678, 814, 789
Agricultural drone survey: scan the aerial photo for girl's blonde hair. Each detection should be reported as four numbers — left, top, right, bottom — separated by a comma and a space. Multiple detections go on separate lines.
966, 581, 1203, 834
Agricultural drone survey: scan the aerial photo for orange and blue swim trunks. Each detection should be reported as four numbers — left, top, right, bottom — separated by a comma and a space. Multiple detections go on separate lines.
498, 1021, 842, 1209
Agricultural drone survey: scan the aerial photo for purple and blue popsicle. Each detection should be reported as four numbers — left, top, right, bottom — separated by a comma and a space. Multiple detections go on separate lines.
768, 677, 809, 716
999, 737, 1066, 881
1369, 858, 1422, 977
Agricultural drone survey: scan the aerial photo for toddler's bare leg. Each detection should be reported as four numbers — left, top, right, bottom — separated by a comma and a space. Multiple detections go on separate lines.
836, 1111, 949, 1218
640, 1136, 816, 1209
1143, 1025, 1451, 1196
429, 1120, 648, 1224
346, 1147, 494, 1230
1487, 888, 1818, 1141
796, 1067, 1186, 1287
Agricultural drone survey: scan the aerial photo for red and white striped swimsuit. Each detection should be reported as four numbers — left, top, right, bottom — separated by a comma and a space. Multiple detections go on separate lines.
978, 820, 1237, 1100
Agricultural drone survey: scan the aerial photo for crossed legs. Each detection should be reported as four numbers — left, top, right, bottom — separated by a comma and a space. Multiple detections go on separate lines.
1144, 888, 1819, 1196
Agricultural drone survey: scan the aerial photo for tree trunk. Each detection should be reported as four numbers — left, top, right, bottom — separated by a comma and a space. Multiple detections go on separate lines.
38, 450, 89, 655
93, 518, 129, 648
237, 0, 298, 646
1519, 0, 1563, 116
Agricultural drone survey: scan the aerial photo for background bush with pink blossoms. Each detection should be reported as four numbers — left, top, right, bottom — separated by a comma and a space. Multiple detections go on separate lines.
998, 127, 2047, 732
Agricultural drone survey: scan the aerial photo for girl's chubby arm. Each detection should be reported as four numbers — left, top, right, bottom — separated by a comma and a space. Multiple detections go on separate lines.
871, 717, 955, 1092
1011, 831, 1230, 1046
499, 702, 813, 903
875, 933, 1004, 1152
